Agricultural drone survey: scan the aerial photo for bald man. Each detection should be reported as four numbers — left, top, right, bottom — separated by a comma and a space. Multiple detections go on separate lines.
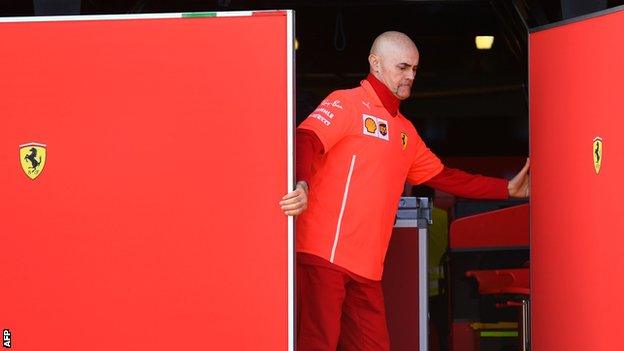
280, 31, 529, 350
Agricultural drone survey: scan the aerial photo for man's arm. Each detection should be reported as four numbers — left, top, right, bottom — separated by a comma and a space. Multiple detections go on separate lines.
423, 158, 530, 199
295, 129, 324, 187
280, 91, 354, 216
279, 129, 324, 216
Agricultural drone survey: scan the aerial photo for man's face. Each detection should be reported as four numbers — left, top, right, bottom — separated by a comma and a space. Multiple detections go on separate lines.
376, 46, 419, 100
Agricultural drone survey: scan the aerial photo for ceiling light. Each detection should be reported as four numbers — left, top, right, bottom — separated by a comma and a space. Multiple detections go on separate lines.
475, 36, 494, 50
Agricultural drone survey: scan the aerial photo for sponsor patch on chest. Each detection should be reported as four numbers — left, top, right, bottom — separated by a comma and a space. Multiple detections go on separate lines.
362, 114, 389, 141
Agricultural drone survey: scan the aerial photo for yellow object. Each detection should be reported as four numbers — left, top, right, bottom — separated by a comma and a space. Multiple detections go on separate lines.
19, 142, 47, 180
428, 207, 448, 296
593, 136, 603, 174
364, 117, 377, 133
475, 36, 494, 50
470, 322, 518, 330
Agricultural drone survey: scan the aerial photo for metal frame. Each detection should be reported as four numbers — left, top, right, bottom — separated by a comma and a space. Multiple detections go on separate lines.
394, 196, 431, 351
285, 9, 296, 351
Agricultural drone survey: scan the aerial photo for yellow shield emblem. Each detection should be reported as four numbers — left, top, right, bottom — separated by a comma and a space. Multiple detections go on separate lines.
593, 137, 602, 174
19, 142, 47, 180
364, 117, 377, 133
401, 132, 408, 150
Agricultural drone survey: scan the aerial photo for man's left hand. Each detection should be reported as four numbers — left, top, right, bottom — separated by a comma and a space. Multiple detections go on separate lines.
508, 158, 530, 198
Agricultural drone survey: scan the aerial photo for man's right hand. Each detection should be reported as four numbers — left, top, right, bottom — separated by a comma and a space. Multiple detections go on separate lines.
279, 181, 309, 216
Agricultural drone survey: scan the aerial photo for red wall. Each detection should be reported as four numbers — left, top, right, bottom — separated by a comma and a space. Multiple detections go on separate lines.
0, 13, 292, 350
530, 9, 624, 350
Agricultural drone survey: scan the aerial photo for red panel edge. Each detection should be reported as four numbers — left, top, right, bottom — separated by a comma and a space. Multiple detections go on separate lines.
253, 10, 287, 16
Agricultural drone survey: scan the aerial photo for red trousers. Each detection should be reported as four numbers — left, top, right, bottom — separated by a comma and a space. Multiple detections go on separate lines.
297, 254, 390, 351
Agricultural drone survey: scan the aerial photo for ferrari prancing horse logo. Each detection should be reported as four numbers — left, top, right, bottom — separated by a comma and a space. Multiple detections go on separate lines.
401, 132, 408, 150
593, 136, 602, 175
19, 142, 47, 180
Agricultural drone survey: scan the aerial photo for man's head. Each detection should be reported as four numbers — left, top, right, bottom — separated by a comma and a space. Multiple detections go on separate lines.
369, 31, 419, 100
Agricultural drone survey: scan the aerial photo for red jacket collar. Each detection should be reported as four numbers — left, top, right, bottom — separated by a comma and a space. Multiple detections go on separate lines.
365, 73, 400, 117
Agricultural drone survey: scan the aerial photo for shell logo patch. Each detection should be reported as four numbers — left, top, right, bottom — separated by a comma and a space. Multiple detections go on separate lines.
593, 136, 602, 174
362, 114, 389, 141
364, 117, 377, 133
20, 142, 47, 180
401, 132, 408, 150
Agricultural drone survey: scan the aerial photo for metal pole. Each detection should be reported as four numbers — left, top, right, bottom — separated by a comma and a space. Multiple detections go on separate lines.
418, 226, 428, 351
416, 197, 431, 351
521, 299, 531, 351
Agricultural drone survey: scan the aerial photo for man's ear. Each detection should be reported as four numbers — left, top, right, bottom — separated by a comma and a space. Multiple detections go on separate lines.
368, 54, 380, 73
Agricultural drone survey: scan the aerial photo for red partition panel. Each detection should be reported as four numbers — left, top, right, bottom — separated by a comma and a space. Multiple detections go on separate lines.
383, 227, 420, 350
530, 9, 624, 350
0, 12, 294, 351
450, 204, 529, 250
